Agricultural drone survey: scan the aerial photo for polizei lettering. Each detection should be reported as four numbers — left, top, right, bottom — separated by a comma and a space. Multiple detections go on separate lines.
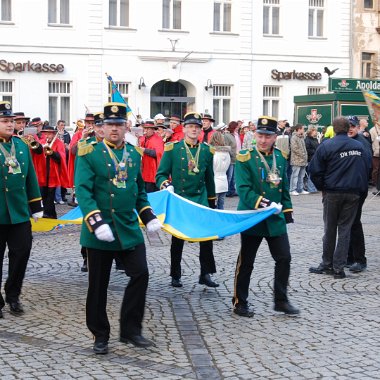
340, 150, 362, 158
0, 59, 64, 73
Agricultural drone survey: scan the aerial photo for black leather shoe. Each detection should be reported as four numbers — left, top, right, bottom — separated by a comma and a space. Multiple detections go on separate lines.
199, 274, 219, 287
171, 278, 183, 287
274, 301, 300, 315
0, 309, 3, 318
81, 259, 88, 272
120, 335, 155, 348
309, 263, 333, 275
233, 304, 254, 318
93, 341, 108, 354
333, 270, 346, 279
8, 301, 24, 316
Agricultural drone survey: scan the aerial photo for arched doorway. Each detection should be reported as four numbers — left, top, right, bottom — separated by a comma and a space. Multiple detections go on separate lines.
150, 80, 195, 119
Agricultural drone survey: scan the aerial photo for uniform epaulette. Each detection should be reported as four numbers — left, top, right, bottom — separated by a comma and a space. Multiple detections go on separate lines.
209, 145, 216, 155
164, 141, 177, 151
134, 146, 143, 156
236, 150, 251, 162
78, 142, 96, 156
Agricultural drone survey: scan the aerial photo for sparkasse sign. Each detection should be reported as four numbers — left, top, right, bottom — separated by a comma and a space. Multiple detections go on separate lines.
0, 59, 64, 73
271, 69, 322, 81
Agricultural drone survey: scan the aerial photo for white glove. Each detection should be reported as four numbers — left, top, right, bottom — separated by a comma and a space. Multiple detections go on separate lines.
94, 224, 115, 242
146, 219, 163, 233
166, 185, 174, 193
271, 202, 283, 215
32, 211, 44, 222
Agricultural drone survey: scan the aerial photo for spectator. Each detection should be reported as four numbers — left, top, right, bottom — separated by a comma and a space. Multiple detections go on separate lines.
225, 121, 239, 197
305, 126, 319, 193
289, 124, 309, 196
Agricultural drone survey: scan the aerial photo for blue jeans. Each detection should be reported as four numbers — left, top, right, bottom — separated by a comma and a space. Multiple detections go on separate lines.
290, 166, 306, 192
226, 164, 236, 196
55, 187, 62, 202
216, 192, 227, 210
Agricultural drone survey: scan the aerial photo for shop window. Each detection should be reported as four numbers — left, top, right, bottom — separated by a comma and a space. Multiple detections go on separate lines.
263, 0, 280, 35
109, 0, 129, 27
307, 86, 325, 95
49, 81, 71, 127
361, 52, 374, 78
213, 85, 231, 126
48, 0, 70, 25
107, 82, 130, 103
0, 79, 13, 103
1, 0, 11, 21
364, 0, 373, 9
162, 0, 181, 30
263, 85, 279, 118
213, 0, 231, 32
308, 0, 324, 38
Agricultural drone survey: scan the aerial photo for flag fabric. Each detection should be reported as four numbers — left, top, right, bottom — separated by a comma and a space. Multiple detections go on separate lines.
362, 90, 380, 125
32, 190, 277, 240
106, 74, 133, 116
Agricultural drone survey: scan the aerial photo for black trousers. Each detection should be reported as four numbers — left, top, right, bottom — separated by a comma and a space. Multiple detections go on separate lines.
347, 192, 367, 265
86, 244, 149, 343
233, 233, 291, 307
145, 182, 158, 193
0, 222, 33, 309
40, 187, 57, 219
170, 236, 216, 280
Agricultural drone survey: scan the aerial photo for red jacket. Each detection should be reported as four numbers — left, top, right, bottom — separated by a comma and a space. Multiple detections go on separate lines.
198, 128, 215, 143
140, 133, 164, 183
33, 137, 69, 188
171, 124, 184, 142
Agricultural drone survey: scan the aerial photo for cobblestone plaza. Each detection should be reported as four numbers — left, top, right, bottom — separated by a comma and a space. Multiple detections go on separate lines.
1, 193, 379, 379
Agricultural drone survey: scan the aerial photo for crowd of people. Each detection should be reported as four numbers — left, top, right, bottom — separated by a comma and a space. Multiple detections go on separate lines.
0, 98, 377, 355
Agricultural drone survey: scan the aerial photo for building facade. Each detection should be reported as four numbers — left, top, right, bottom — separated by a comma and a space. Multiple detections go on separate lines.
1, 0, 374, 127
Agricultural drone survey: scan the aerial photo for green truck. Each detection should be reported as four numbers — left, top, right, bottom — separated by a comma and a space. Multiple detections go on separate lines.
294, 78, 380, 130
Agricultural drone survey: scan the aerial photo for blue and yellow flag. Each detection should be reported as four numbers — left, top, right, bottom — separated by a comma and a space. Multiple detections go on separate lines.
106, 73, 133, 116
32, 191, 277, 240
362, 90, 380, 125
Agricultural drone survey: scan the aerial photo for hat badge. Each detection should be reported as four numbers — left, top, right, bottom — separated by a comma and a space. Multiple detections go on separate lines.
5, 103, 11, 109
99, 113, 104, 119
194, 113, 200, 118
111, 105, 119, 113
261, 118, 268, 125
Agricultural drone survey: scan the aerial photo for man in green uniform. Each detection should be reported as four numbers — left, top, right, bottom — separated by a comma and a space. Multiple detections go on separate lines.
156, 112, 218, 288
0, 101, 43, 319
233, 116, 299, 317
75, 102, 162, 354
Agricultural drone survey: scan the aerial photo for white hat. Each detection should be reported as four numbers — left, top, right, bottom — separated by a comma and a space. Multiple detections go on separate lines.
213, 122, 227, 131
154, 113, 165, 120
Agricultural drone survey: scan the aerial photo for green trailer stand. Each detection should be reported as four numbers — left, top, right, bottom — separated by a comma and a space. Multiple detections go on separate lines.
294, 78, 380, 130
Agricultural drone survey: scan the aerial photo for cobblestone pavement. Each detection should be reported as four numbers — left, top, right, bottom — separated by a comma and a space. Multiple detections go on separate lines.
1, 191, 380, 379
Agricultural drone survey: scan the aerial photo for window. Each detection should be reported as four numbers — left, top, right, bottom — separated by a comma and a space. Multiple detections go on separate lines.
48, 0, 69, 25
213, 85, 231, 126
361, 52, 374, 78
307, 86, 325, 95
109, 0, 129, 27
308, 0, 324, 37
0, 80, 13, 103
364, 0, 373, 9
107, 82, 130, 103
49, 81, 71, 127
162, 0, 181, 30
213, 0, 231, 32
263, 86, 279, 118
1, 0, 11, 21
263, 0, 280, 35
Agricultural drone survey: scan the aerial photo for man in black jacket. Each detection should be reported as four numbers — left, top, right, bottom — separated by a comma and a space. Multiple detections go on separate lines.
308, 117, 370, 279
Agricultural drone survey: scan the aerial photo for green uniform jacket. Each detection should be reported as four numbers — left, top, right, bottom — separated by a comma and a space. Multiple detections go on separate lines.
235, 147, 293, 237
155, 140, 216, 206
0, 137, 42, 224
75, 140, 152, 251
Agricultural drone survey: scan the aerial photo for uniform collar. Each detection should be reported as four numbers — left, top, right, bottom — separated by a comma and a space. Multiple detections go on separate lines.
0, 136, 11, 143
257, 147, 274, 156
184, 138, 199, 148
104, 138, 124, 149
